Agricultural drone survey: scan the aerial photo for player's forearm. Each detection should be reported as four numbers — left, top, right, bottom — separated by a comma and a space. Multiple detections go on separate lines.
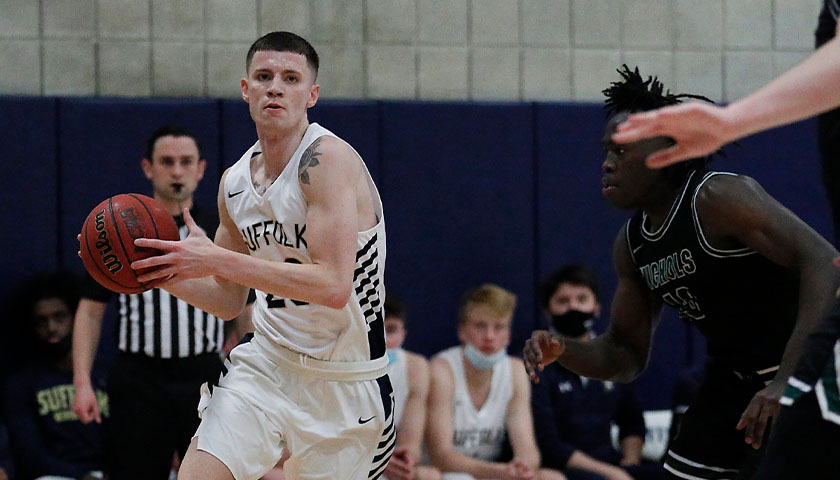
559, 332, 645, 382
164, 275, 248, 320
208, 246, 354, 310
777, 259, 840, 380
725, 36, 840, 141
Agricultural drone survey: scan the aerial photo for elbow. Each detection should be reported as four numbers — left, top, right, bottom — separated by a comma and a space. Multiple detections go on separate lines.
217, 302, 246, 321
323, 284, 352, 310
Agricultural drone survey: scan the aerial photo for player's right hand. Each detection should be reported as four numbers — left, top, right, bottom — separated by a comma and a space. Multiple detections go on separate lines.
72, 382, 102, 424
523, 330, 565, 383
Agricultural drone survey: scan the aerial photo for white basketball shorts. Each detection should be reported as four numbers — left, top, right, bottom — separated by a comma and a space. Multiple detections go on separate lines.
195, 334, 395, 480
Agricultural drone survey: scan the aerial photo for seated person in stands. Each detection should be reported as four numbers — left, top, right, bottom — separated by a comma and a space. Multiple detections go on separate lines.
3, 272, 108, 480
531, 265, 666, 480
427, 284, 565, 480
383, 293, 441, 480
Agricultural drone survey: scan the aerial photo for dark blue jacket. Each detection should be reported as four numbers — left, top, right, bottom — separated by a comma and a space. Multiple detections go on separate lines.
3, 363, 108, 480
531, 362, 646, 470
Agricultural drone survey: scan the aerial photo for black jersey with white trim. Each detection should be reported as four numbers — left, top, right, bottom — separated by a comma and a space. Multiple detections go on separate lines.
625, 170, 799, 371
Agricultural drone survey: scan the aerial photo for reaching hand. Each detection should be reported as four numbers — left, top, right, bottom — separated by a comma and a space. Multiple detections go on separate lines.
736, 379, 785, 449
72, 381, 102, 424
131, 208, 219, 285
523, 330, 565, 383
611, 102, 738, 169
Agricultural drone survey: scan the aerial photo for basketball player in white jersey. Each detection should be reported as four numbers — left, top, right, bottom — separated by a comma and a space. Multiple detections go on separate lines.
426, 284, 565, 480
131, 32, 392, 480
383, 294, 441, 480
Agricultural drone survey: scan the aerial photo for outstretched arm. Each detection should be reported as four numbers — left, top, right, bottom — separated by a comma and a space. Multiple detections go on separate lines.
133, 137, 362, 318
525, 226, 660, 383
612, 36, 840, 167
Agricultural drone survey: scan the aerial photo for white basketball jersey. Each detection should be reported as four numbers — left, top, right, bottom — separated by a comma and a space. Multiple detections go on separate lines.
224, 123, 387, 362
437, 346, 512, 462
387, 348, 409, 428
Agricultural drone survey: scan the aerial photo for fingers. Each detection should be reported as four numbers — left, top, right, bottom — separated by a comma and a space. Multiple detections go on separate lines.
612, 112, 662, 144
644, 144, 688, 169
736, 399, 775, 449
135, 266, 175, 283
134, 237, 177, 250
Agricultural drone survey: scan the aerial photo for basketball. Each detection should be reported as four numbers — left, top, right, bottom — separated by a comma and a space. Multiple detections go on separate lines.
79, 194, 180, 294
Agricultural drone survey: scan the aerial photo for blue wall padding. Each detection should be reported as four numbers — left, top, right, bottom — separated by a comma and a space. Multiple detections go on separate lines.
0, 97, 59, 296
0, 97, 831, 409
379, 102, 537, 357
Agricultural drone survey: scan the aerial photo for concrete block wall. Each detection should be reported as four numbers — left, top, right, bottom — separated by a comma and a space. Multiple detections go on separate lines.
0, 0, 822, 102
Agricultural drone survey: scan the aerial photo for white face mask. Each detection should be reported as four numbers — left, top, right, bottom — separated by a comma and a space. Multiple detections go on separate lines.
464, 343, 506, 371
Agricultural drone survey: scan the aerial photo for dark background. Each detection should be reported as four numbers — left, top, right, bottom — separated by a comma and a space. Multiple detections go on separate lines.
0, 96, 830, 410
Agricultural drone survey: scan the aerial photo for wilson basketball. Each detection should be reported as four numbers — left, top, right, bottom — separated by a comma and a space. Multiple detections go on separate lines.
79, 194, 179, 294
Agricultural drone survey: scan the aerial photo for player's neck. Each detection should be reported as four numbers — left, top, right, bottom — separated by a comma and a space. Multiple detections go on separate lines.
256, 119, 310, 176
155, 195, 194, 217
643, 184, 681, 230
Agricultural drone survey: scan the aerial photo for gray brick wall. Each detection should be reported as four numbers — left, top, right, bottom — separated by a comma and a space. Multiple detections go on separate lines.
0, 0, 821, 102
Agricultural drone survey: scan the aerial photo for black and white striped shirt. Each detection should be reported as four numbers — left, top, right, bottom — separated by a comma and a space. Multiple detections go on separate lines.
83, 205, 223, 359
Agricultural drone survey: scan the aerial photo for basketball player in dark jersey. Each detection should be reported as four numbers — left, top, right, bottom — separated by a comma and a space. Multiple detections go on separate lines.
523, 66, 840, 480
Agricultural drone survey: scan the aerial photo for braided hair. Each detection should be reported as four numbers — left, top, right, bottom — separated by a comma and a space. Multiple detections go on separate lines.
603, 65, 716, 183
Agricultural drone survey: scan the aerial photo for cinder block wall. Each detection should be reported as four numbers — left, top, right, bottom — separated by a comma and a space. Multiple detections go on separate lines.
0, 0, 821, 103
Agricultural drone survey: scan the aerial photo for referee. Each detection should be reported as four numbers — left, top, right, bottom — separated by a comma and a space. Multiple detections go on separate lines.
71, 126, 225, 480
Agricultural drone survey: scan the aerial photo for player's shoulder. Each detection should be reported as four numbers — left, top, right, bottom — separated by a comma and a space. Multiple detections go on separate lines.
694, 171, 767, 219
695, 171, 762, 202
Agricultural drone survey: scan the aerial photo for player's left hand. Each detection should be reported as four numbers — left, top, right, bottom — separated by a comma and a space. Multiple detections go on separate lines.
132, 208, 218, 284
736, 379, 785, 449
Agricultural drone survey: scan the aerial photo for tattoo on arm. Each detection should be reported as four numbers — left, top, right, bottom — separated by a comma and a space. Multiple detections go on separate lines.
298, 137, 323, 185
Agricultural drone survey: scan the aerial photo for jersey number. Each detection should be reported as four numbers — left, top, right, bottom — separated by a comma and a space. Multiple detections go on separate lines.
265, 258, 309, 308
662, 286, 705, 321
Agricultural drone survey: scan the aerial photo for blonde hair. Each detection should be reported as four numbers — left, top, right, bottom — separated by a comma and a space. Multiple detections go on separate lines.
458, 283, 517, 325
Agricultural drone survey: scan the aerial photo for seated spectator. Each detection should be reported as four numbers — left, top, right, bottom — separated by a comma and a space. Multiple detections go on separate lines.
3, 272, 108, 480
0, 421, 13, 480
383, 293, 441, 480
427, 284, 565, 480
531, 265, 666, 480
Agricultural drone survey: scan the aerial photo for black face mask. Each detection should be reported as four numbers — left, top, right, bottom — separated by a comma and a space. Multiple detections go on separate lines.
549, 310, 595, 337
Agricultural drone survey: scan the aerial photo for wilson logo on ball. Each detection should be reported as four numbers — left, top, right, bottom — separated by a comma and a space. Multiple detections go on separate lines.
93, 209, 123, 274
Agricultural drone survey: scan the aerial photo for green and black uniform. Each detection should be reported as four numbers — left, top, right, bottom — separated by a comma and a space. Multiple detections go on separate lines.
624, 169, 800, 480
753, 299, 840, 480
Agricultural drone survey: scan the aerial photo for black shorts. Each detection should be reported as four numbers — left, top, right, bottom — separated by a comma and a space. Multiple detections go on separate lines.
752, 390, 840, 480
664, 363, 768, 480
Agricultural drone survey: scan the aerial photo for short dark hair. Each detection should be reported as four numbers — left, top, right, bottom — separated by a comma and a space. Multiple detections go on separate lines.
539, 265, 600, 310
145, 125, 202, 161
384, 293, 408, 323
16, 272, 81, 324
603, 65, 715, 184
246, 31, 319, 80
